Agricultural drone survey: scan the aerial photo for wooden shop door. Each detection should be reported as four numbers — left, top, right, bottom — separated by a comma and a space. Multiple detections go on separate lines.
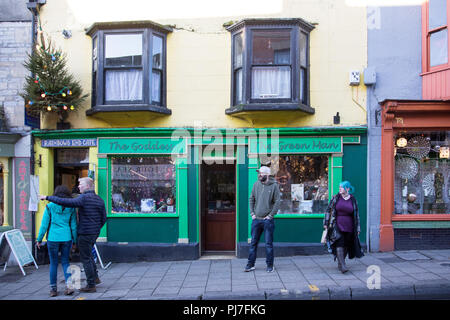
201, 162, 236, 252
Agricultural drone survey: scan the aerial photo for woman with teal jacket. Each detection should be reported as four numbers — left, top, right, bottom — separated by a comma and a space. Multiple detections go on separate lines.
37, 185, 77, 297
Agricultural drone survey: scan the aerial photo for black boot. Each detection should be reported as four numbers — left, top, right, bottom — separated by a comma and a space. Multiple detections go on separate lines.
336, 247, 348, 273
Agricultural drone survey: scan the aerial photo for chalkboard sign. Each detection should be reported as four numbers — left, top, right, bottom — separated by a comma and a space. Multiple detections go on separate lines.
1, 229, 38, 275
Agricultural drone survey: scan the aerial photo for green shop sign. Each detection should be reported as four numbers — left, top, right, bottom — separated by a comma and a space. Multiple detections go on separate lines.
98, 137, 187, 155
249, 136, 342, 154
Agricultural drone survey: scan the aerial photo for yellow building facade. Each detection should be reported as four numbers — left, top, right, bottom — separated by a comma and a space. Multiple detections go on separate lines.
33, 0, 368, 261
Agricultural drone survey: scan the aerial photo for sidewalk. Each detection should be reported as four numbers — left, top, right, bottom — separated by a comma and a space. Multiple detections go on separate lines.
0, 250, 450, 300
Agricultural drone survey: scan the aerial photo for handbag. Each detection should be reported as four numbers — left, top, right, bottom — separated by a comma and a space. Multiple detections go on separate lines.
35, 205, 52, 265
320, 229, 328, 244
35, 242, 49, 265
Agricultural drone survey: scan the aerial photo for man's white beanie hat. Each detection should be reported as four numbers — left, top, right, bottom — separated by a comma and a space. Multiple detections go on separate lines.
257, 166, 271, 175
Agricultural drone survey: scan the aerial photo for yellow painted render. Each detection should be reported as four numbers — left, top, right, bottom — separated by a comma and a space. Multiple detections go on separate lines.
33, 143, 99, 236
37, 0, 367, 129
34, 140, 54, 238
0, 158, 10, 226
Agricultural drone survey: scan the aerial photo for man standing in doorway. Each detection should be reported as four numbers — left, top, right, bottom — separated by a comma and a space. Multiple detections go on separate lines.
40, 177, 106, 292
245, 166, 281, 273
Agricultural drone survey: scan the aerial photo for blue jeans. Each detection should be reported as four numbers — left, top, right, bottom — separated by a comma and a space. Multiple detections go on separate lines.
78, 234, 98, 287
47, 240, 72, 290
247, 218, 275, 267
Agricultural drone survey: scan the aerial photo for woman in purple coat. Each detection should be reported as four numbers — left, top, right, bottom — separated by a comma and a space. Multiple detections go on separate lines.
323, 181, 364, 273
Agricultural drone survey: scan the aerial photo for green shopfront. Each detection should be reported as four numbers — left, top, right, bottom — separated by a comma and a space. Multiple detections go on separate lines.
33, 127, 367, 262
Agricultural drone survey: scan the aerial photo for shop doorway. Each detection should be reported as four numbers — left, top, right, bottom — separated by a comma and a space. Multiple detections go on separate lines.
54, 148, 89, 194
200, 162, 236, 254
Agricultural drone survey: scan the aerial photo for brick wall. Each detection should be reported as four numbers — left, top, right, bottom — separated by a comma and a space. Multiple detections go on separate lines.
394, 228, 450, 250
0, 21, 31, 132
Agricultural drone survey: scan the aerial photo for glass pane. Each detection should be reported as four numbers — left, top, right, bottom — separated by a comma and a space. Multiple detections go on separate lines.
56, 149, 89, 164
252, 30, 291, 65
394, 131, 450, 214
429, 0, 447, 30
105, 34, 142, 66
152, 70, 161, 103
430, 29, 448, 67
273, 155, 329, 214
251, 66, 291, 99
111, 156, 176, 214
152, 35, 163, 69
234, 68, 243, 104
234, 33, 243, 68
105, 69, 143, 101
300, 67, 306, 104
299, 32, 307, 67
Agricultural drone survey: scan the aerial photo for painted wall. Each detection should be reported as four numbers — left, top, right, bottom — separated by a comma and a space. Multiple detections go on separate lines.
366, 5, 422, 252
37, 0, 367, 129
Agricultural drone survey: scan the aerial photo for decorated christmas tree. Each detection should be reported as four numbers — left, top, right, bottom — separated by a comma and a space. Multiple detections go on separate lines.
21, 33, 88, 129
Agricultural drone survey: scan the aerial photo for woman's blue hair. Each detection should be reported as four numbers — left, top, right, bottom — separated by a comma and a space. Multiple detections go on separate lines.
339, 181, 355, 194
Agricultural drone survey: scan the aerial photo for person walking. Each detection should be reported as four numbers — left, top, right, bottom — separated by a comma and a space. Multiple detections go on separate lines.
323, 181, 364, 273
36, 185, 77, 297
40, 177, 106, 293
245, 166, 281, 273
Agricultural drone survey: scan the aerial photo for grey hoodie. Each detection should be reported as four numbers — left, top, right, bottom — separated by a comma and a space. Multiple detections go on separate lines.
249, 176, 281, 219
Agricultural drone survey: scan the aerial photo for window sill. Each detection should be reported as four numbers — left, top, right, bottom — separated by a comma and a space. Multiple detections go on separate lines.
226, 102, 315, 115
86, 104, 171, 125
275, 213, 325, 218
108, 213, 178, 218
86, 104, 171, 115
225, 103, 315, 126
392, 214, 450, 221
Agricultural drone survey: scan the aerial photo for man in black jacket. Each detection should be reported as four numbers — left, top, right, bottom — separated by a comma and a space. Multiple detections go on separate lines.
40, 177, 106, 293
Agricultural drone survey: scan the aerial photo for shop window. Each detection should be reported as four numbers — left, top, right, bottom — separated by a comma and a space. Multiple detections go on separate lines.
272, 155, 328, 214
110, 156, 176, 214
227, 19, 314, 111
394, 131, 450, 214
86, 22, 171, 111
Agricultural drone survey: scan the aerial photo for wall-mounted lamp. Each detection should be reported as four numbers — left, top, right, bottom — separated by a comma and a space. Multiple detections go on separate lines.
36, 154, 42, 167
333, 112, 340, 125
396, 137, 407, 148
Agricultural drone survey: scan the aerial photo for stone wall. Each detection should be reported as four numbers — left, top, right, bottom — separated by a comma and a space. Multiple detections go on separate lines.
0, 21, 32, 132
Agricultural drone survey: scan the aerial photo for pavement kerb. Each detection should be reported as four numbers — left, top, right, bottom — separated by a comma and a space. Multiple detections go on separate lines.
350, 284, 416, 300
202, 291, 265, 300
413, 281, 450, 300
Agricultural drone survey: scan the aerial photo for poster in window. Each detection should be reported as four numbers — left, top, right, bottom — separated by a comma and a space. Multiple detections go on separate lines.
291, 184, 304, 202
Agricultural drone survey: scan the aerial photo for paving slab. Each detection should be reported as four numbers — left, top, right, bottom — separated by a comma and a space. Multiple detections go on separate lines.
394, 251, 431, 261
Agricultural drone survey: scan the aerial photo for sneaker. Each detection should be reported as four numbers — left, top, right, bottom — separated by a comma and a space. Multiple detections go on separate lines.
244, 265, 255, 272
50, 289, 57, 297
266, 266, 274, 273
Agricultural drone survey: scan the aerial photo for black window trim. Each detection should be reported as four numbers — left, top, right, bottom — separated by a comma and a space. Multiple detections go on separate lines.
226, 18, 314, 114
86, 21, 172, 113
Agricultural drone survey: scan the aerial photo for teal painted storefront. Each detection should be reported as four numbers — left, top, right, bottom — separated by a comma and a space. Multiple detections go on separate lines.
33, 127, 367, 261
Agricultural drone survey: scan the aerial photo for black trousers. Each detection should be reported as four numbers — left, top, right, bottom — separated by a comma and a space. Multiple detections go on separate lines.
78, 234, 98, 287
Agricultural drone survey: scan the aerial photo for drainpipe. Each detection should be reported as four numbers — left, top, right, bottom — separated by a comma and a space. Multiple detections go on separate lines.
26, 0, 46, 258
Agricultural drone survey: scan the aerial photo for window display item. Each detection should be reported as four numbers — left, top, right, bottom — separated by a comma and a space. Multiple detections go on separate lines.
291, 184, 304, 202
406, 136, 431, 159
422, 173, 435, 197
141, 198, 156, 212
395, 156, 419, 179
